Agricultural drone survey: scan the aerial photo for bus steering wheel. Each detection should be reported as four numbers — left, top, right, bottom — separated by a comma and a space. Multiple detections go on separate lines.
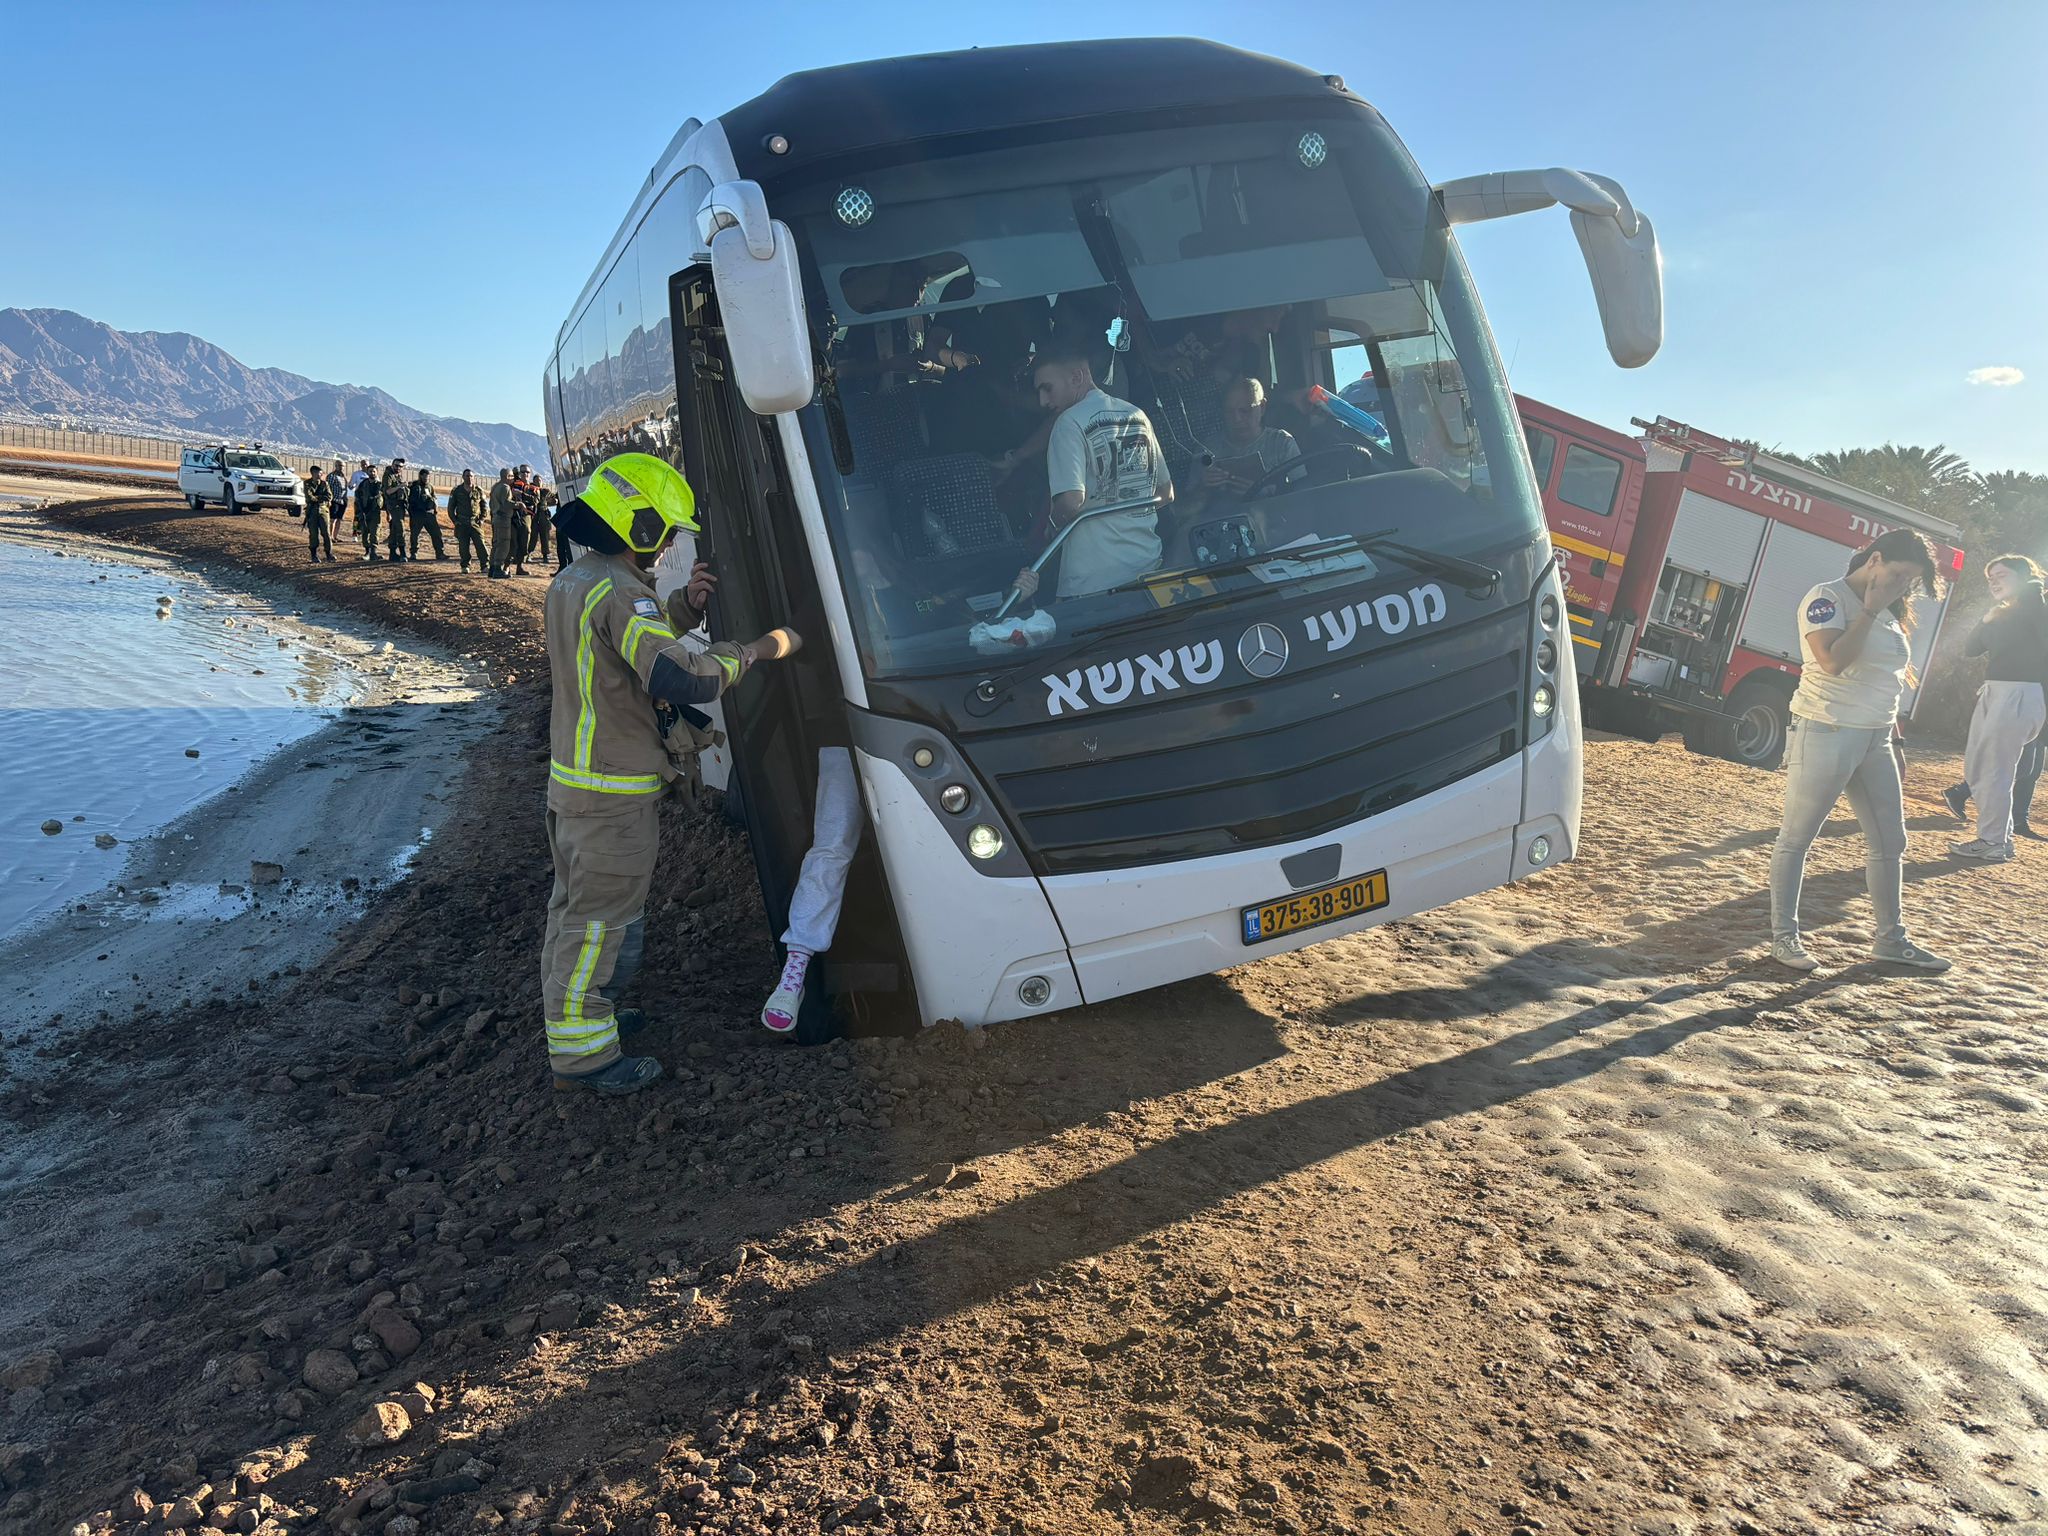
1244, 442, 1381, 499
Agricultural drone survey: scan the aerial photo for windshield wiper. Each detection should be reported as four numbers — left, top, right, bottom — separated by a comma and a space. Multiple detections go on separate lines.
1100, 536, 1365, 598
1356, 533, 1501, 596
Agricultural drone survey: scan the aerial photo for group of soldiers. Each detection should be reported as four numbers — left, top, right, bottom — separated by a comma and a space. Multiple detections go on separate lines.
299, 460, 562, 578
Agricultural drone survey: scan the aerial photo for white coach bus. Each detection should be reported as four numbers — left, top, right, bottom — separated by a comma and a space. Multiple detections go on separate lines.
542, 39, 1662, 1035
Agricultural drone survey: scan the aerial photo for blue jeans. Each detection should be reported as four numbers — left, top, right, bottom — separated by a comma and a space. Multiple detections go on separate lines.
1769, 718, 1908, 948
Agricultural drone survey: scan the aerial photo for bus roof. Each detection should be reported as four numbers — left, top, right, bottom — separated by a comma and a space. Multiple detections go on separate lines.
720, 39, 1359, 190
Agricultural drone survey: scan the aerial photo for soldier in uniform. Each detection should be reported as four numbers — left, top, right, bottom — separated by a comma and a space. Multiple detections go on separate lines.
354, 464, 384, 559
302, 465, 336, 562
488, 467, 516, 578
408, 467, 446, 560
539, 452, 793, 1094
382, 461, 410, 561
523, 466, 554, 567
447, 468, 489, 572
508, 468, 535, 576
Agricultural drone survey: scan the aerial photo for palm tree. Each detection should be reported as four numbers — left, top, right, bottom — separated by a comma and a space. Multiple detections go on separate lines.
1805, 444, 1978, 516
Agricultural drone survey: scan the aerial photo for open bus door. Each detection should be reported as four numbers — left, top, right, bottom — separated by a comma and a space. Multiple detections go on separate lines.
669, 272, 915, 1039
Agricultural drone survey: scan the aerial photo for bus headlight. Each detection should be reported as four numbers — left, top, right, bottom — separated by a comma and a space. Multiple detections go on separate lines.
1532, 684, 1556, 719
1536, 639, 1557, 673
1540, 595, 1559, 629
1017, 975, 1052, 1007
1529, 835, 1553, 867
967, 825, 1003, 860
939, 784, 970, 814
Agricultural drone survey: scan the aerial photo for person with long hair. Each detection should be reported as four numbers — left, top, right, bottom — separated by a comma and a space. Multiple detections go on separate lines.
1945, 555, 2048, 860
1769, 527, 1949, 972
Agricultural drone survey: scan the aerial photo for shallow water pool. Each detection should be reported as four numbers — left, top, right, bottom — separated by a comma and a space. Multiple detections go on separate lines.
0, 534, 382, 936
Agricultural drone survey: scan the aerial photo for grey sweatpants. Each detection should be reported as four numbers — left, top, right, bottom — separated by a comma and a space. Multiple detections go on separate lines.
1965, 680, 2048, 847
781, 748, 862, 955
1769, 718, 1907, 948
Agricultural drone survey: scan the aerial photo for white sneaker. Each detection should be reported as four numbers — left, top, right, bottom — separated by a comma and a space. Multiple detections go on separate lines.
761, 948, 812, 1033
1873, 939, 1951, 973
1769, 936, 1820, 972
1949, 838, 2014, 862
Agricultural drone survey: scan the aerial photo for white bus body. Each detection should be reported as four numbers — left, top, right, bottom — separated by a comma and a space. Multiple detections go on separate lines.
544, 41, 1656, 1032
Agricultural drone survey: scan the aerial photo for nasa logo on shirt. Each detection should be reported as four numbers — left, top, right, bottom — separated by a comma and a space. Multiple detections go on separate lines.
1806, 596, 1838, 625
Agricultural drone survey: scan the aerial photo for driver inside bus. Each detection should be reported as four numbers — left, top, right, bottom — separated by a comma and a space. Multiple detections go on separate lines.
1186, 377, 1301, 514
1032, 345, 1173, 598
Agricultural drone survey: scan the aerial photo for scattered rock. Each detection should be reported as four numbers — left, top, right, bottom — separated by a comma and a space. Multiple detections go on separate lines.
93, 833, 117, 849
300, 1348, 358, 1397
249, 861, 284, 886
345, 1401, 412, 1448
0, 1353, 59, 1393
39, 820, 61, 836
158, 1495, 206, 1529
185, 749, 201, 759
364, 1308, 421, 1360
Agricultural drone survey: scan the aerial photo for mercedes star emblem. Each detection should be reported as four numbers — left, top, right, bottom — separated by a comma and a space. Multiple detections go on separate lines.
1238, 622, 1289, 679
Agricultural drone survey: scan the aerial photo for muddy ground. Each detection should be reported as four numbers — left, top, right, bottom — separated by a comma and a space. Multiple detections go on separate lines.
6, 491, 2044, 1536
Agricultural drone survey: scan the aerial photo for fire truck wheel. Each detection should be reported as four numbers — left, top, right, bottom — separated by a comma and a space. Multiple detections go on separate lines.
1725, 677, 1793, 770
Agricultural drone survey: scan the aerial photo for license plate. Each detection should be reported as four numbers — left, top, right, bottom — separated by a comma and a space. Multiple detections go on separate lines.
1241, 870, 1389, 946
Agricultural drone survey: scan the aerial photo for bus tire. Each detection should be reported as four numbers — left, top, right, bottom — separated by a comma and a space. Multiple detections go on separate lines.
1726, 677, 1793, 770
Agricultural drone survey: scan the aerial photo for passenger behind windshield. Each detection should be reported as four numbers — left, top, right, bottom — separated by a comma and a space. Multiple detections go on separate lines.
1186, 377, 1300, 514
1032, 345, 1173, 598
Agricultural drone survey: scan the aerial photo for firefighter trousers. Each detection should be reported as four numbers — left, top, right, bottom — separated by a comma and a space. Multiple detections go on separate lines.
452, 518, 488, 570
540, 798, 660, 1077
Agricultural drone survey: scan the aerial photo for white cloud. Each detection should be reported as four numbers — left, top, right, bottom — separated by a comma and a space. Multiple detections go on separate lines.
1966, 365, 2025, 387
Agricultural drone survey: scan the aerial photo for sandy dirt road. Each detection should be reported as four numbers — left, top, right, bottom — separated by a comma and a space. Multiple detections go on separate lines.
4, 493, 2043, 1536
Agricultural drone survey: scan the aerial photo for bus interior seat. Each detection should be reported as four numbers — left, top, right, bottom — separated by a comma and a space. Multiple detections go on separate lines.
888, 455, 1011, 561
839, 386, 927, 478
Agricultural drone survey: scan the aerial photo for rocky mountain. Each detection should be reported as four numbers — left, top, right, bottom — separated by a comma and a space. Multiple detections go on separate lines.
0, 307, 546, 471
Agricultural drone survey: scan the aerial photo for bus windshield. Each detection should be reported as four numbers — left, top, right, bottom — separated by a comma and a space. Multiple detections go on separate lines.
789, 111, 1539, 680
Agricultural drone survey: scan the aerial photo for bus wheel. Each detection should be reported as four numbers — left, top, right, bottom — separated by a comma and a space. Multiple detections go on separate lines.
1726, 678, 1792, 769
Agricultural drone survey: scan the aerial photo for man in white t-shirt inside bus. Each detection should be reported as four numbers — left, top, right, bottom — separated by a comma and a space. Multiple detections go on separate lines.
1033, 347, 1172, 598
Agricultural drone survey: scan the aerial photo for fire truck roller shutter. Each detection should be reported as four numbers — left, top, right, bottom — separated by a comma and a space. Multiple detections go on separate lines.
1737, 522, 1858, 664
1664, 491, 1768, 582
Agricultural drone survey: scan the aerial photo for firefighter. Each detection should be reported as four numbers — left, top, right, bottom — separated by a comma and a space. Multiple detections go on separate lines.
539, 452, 791, 1094
354, 465, 384, 559
447, 468, 489, 572
408, 468, 446, 560
302, 466, 336, 562
488, 467, 516, 578
382, 461, 410, 561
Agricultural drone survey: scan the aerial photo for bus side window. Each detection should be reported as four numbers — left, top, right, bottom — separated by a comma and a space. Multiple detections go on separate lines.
1523, 425, 1557, 490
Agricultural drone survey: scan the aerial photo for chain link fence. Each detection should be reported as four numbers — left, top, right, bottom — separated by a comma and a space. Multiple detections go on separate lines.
0, 423, 464, 490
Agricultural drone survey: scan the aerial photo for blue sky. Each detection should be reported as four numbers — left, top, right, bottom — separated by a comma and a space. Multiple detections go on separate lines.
5, 1, 2042, 470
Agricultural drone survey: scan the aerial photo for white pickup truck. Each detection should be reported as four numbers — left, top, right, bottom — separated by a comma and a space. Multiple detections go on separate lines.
178, 444, 304, 514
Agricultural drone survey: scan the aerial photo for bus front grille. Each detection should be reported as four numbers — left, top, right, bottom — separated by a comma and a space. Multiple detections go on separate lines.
965, 612, 1527, 875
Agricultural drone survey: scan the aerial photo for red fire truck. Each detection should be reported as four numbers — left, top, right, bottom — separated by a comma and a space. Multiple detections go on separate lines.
1518, 396, 1968, 767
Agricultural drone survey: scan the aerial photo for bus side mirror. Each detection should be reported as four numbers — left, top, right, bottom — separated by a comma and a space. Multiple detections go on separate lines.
698, 180, 816, 414
1434, 168, 1663, 369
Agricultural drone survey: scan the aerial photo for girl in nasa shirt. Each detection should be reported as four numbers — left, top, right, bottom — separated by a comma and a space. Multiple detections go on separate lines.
1768, 528, 1949, 973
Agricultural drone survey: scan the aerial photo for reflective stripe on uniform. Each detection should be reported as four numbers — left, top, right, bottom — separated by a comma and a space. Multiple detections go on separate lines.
545, 1024, 619, 1057
622, 614, 678, 668
548, 760, 665, 795
564, 919, 604, 1025
714, 652, 742, 685
572, 577, 615, 770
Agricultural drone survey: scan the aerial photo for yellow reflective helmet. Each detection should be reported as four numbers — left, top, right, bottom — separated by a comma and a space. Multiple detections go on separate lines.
581, 452, 698, 552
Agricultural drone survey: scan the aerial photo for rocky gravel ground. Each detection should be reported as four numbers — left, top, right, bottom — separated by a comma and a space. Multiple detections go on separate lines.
7, 493, 2044, 1536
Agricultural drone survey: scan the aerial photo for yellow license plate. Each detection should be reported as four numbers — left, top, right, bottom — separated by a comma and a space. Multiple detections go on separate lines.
1241, 870, 1389, 946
